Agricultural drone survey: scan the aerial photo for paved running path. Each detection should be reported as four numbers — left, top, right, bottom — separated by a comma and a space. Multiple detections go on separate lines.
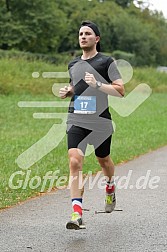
0, 146, 167, 252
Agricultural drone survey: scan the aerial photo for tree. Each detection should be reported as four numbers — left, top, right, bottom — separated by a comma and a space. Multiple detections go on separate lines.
0, 0, 167, 66
113, 12, 160, 65
0, 0, 67, 53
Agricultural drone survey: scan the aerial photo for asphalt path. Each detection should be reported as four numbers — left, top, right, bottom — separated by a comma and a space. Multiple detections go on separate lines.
0, 146, 167, 252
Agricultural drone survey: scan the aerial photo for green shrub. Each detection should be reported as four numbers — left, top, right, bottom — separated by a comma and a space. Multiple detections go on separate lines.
0, 49, 72, 65
112, 50, 136, 65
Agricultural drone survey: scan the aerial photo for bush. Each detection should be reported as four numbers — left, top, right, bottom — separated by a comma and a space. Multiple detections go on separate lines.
0, 49, 72, 65
112, 50, 136, 66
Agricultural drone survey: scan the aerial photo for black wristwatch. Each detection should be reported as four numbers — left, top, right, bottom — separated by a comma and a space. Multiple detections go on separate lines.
96, 81, 102, 89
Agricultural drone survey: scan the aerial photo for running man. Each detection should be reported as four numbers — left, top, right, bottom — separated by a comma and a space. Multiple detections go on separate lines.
59, 20, 124, 230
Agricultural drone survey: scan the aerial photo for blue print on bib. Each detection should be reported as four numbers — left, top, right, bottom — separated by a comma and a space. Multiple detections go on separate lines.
74, 96, 96, 114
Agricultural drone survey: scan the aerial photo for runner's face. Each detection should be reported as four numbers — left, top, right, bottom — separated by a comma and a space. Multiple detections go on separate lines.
79, 26, 99, 51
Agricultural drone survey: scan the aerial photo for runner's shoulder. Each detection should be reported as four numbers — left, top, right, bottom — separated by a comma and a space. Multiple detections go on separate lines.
98, 53, 115, 65
68, 56, 81, 70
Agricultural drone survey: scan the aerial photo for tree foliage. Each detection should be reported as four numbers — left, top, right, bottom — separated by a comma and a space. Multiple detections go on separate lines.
0, 0, 67, 52
114, 0, 133, 8
0, 0, 167, 66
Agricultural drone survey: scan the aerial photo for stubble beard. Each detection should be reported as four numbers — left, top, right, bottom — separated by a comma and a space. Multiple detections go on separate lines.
80, 44, 95, 52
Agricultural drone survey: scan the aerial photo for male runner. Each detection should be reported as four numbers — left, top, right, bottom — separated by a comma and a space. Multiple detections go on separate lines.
59, 20, 124, 230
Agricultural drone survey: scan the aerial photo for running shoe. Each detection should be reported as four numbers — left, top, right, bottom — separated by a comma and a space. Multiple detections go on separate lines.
105, 192, 116, 213
66, 212, 86, 230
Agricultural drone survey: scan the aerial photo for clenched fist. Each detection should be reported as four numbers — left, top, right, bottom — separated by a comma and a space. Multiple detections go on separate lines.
84, 72, 96, 87
59, 86, 73, 99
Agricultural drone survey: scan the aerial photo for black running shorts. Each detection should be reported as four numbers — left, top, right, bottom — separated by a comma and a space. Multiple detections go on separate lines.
67, 125, 112, 158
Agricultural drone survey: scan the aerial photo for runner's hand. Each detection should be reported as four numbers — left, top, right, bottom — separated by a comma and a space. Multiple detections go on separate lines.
85, 72, 96, 87
59, 86, 71, 99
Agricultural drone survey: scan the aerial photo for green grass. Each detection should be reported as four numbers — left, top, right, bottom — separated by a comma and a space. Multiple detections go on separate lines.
0, 57, 167, 95
0, 57, 167, 209
125, 67, 167, 93
0, 58, 68, 95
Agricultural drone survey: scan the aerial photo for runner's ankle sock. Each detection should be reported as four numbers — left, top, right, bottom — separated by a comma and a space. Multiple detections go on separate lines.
72, 198, 82, 216
106, 179, 115, 194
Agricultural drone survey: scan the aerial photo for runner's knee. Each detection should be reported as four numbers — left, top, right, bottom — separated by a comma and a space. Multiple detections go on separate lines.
69, 156, 82, 171
97, 156, 111, 168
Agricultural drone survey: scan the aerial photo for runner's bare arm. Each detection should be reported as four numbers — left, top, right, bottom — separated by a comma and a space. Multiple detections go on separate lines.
101, 79, 125, 97
85, 72, 124, 97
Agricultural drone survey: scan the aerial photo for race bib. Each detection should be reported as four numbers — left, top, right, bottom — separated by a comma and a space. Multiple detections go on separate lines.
74, 95, 96, 114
